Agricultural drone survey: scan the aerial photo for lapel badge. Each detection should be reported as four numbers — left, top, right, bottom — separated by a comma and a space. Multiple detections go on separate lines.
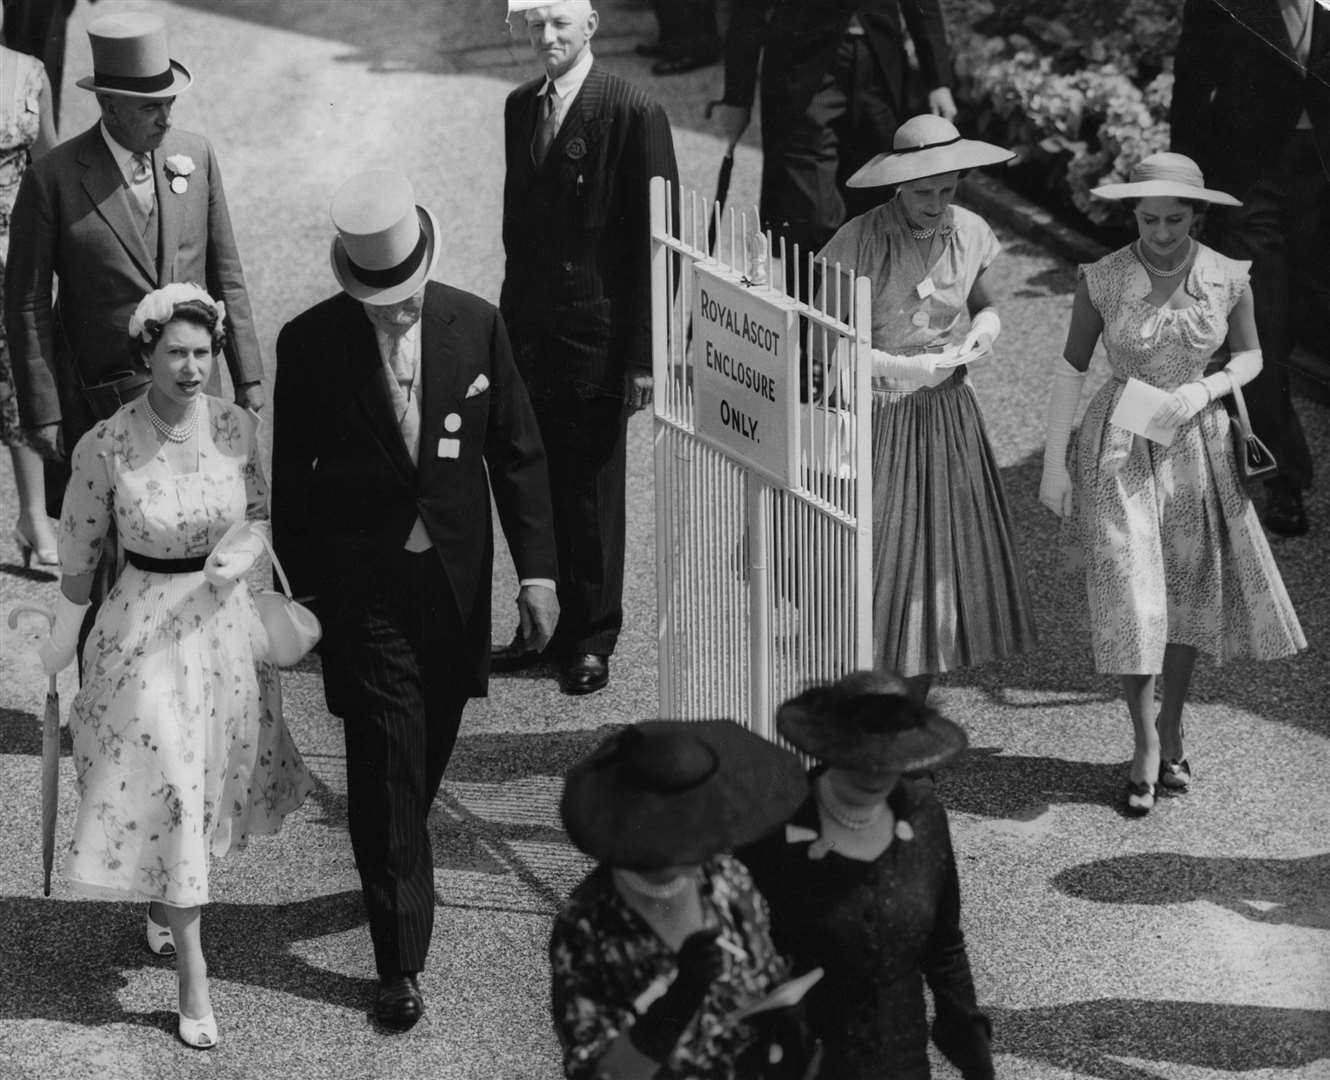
465, 373, 489, 398
444, 412, 461, 433
437, 437, 460, 459
565, 137, 587, 161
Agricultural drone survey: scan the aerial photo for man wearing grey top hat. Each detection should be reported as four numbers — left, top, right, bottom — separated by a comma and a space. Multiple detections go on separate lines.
272, 169, 558, 1032
5, 10, 263, 505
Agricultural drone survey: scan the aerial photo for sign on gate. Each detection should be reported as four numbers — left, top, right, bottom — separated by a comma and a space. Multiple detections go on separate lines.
692, 265, 799, 487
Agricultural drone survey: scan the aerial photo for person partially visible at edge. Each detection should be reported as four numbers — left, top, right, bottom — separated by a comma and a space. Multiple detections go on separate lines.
817, 115, 1037, 708
736, 671, 994, 1080
1170, 0, 1330, 537
1039, 153, 1307, 817
551, 719, 817, 1079
271, 169, 559, 1033
34, 283, 312, 1051
492, 1, 679, 696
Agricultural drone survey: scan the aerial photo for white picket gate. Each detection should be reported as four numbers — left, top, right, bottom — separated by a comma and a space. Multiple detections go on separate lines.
650, 177, 873, 740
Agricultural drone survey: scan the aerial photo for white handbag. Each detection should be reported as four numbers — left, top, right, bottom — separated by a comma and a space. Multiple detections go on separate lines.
214, 521, 322, 667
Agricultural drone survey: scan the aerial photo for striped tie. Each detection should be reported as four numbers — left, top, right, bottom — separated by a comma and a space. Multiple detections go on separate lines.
531, 89, 557, 167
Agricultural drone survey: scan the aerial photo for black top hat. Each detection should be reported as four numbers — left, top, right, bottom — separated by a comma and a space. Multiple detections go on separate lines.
560, 720, 808, 871
777, 670, 968, 777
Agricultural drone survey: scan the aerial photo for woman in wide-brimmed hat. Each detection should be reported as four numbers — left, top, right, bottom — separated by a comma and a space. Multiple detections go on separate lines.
551, 720, 812, 1079
736, 671, 993, 1080
1038, 152, 1305, 816
818, 114, 1036, 708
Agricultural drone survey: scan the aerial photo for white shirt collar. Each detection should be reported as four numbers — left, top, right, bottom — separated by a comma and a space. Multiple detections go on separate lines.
100, 121, 146, 184
543, 47, 593, 103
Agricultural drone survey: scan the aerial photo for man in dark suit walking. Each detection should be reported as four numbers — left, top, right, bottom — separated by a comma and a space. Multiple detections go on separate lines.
271, 170, 558, 1031
494, 1, 678, 695
1172, 0, 1330, 536
714, 0, 955, 273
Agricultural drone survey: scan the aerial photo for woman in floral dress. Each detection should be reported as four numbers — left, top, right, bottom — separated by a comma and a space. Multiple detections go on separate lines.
0, 23, 58, 566
818, 115, 1036, 706
551, 720, 809, 1079
1039, 153, 1306, 815
37, 284, 312, 1048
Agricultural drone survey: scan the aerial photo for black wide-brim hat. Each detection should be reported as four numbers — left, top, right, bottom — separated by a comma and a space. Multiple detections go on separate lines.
560, 720, 808, 871
777, 670, 968, 777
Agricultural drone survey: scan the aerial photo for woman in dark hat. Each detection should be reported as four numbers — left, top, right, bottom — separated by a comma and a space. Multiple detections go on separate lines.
736, 671, 993, 1080
551, 719, 812, 1079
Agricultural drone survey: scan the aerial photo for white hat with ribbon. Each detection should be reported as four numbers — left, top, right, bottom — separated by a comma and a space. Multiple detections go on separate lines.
848, 115, 1013, 188
1090, 152, 1241, 206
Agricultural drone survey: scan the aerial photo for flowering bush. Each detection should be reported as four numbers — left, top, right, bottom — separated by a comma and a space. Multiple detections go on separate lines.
945, 0, 1182, 227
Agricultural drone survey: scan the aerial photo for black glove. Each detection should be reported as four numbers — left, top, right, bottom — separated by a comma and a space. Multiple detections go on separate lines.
737, 1004, 822, 1080
628, 928, 725, 1062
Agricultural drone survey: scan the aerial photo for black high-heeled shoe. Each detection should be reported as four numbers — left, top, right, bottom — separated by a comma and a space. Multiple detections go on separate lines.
1159, 758, 1191, 792
1125, 780, 1156, 816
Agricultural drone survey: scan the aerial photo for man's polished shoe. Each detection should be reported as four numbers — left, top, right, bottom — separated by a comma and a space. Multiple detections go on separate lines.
1264, 482, 1309, 537
561, 653, 609, 695
490, 635, 542, 673
375, 974, 424, 1031
651, 53, 718, 76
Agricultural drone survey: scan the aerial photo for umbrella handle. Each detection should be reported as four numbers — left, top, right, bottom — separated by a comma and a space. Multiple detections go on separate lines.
8, 603, 55, 632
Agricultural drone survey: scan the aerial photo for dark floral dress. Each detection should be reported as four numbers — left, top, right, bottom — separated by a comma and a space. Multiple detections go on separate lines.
550, 855, 787, 1079
737, 774, 993, 1080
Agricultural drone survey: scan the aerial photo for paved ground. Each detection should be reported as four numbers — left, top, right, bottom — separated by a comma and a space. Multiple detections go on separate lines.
0, 3, 1327, 1078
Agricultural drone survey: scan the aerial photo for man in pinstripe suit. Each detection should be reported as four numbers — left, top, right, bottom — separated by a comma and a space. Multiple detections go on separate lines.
494, 1, 679, 694
272, 171, 558, 1031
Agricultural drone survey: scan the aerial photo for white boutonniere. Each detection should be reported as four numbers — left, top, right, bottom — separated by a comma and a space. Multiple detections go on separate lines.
164, 154, 196, 195
465, 373, 490, 398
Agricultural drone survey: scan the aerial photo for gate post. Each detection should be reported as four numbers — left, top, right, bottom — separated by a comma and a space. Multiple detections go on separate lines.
748, 478, 771, 740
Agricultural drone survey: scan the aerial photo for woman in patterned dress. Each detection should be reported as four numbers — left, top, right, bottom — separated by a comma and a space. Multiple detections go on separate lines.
550, 720, 809, 1079
818, 115, 1036, 707
737, 671, 993, 1080
0, 19, 58, 566
36, 284, 313, 1048
1039, 153, 1306, 815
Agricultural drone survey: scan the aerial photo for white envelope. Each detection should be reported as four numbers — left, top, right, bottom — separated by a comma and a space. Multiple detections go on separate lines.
1110, 377, 1176, 446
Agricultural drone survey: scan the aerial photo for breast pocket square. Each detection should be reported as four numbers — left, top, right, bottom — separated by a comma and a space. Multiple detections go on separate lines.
465, 374, 490, 398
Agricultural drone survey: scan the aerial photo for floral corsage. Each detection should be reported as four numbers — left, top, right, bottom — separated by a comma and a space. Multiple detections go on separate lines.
128, 283, 226, 342
164, 154, 196, 195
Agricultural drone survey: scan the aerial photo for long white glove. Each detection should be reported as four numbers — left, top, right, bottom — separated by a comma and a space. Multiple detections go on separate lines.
959, 307, 1001, 361
37, 594, 90, 675
871, 348, 952, 389
204, 520, 268, 586
1039, 357, 1086, 518
1152, 348, 1263, 429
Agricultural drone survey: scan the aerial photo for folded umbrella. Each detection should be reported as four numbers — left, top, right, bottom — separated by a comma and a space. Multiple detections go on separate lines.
8, 603, 59, 896
704, 100, 741, 255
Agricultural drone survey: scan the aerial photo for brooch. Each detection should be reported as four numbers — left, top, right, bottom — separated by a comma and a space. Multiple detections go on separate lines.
565, 137, 587, 161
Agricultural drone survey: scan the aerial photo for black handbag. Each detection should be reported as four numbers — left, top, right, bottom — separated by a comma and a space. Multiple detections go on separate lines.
1227, 382, 1277, 481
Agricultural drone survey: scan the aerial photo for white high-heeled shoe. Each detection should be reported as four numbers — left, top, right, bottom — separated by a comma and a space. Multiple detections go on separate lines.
145, 905, 175, 956
177, 1009, 218, 1050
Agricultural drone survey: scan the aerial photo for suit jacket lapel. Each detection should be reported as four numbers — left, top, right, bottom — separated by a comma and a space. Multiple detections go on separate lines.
155, 136, 185, 282
540, 64, 608, 174
419, 287, 461, 455
76, 127, 156, 283
340, 297, 416, 481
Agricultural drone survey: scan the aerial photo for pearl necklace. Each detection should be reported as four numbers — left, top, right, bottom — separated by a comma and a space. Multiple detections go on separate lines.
815, 777, 886, 831
144, 394, 200, 443
1135, 237, 1192, 278
909, 225, 936, 240
616, 868, 694, 901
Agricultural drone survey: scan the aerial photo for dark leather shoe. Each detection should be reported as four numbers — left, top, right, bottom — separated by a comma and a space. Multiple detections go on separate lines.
561, 653, 609, 695
652, 53, 718, 76
375, 974, 424, 1031
1264, 484, 1309, 537
490, 635, 541, 673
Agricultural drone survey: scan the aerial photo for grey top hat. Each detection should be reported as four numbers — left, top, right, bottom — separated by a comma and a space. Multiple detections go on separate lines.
76, 13, 193, 99
329, 170, 441, 306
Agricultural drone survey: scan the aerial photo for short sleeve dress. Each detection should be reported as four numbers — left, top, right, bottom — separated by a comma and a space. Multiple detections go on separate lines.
1070, 244, 1305, 673
549, 855, 787, 1080
58, 396, 313, 905
0, 48, 45, 447
818, 199, 1036, 677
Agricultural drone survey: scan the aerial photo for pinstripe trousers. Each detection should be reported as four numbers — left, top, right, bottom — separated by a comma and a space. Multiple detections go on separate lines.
331, 547, 469, 977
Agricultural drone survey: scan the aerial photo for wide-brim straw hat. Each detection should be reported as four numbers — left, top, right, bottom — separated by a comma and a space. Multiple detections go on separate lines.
848, 114, 1013, 188
329, 170, 440, 306
560, 720, 808, 871
1090, 152, 1240, 206
777, 670, 968, 777
76, 13, 193, 99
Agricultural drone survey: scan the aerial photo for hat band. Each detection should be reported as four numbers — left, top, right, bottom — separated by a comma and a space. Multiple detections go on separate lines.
895, 134, 962, 155
93, 66, 176, 94
346, 220, 428, 289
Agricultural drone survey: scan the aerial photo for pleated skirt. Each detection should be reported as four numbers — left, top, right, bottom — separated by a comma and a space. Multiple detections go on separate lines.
870, 376, 1037, 677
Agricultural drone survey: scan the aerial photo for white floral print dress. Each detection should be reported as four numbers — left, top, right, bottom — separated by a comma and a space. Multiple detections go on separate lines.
58, 396, 313, 905
1071, 244, 1306, 674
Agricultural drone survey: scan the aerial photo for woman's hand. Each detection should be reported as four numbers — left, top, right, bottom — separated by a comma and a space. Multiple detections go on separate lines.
1150, 382, 1210, 429
1038, 465, 1074, 518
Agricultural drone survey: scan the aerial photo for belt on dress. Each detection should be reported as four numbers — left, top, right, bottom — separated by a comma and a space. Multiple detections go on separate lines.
124, 550, 208, 573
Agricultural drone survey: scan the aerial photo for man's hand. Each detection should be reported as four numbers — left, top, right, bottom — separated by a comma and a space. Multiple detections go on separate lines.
712, 103, 751, 148
236, 382, 266, 413
517, 584, 559, 654
24, 423, 64, 461
927, 87, 958, 121
625, 372, 653, 413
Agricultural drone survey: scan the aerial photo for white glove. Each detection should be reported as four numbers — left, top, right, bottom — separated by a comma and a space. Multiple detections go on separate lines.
870, 348, 951, 389
37, 594, 90, 675
204, 521, 267, 586
1198, 347, 1263, 401
959, 307, 1001, 362
1151, 382, 1211, 429
1039, 357, 1086, 518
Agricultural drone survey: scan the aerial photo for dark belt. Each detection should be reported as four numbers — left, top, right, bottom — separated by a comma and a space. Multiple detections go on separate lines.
124, 550, 208, 573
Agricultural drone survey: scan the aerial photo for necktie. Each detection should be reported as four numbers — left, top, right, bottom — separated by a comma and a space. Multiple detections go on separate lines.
129, 152, 155, 217
532, 89, 558, 167
387, 329, 421, 464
